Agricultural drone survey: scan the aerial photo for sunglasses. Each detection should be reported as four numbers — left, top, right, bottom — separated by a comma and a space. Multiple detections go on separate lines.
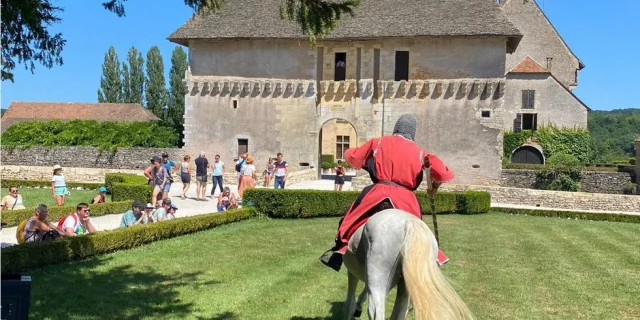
82, 209, 91, 213
10, 190, 18, 193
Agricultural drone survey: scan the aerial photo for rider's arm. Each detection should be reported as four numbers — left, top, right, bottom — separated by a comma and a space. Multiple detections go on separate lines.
344, 138, 376, 169
422, 152, 455, 184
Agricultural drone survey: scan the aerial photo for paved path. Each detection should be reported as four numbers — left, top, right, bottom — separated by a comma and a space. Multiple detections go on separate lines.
0, 180, 352, 246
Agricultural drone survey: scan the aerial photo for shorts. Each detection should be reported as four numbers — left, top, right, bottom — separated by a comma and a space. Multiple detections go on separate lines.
154, 184, 171, 193
334, 176, 345, 185
196, 175, 207, 188
54, 186, 69, 196
181, 173, 191, 184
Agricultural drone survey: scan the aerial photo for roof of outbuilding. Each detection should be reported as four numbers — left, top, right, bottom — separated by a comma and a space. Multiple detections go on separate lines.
168, 0, 522, 52
509, 56, 550, 74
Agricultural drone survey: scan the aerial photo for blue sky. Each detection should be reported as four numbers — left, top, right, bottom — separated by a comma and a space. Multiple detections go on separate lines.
1, 0, 638, 111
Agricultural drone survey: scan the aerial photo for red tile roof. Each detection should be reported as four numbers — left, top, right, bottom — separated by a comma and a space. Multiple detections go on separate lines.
509, 56, 550, 74
1, 102, 161, 130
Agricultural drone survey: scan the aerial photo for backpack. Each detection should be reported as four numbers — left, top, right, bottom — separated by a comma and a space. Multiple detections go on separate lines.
235, 159, 245, 173
57, 213, 77, 231
16, 219, 29, 244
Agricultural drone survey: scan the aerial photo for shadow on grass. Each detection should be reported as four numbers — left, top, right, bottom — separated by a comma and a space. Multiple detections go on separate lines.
291, 300, 346, 320
28, 257, 219, 320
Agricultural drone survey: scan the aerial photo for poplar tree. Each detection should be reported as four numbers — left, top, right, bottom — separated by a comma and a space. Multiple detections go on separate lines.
167, 46, 188, 142
145, 46, 167, 118
127, 47, 145, 104
97, 46, 122, 103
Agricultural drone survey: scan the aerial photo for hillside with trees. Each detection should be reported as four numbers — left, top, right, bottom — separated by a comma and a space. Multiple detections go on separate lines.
588, 108, 640, 163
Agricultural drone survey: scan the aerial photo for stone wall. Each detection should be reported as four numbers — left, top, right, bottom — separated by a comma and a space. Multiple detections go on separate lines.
500, 169, 633, 194
1, 146, 184, 170
1, 165, 144, 183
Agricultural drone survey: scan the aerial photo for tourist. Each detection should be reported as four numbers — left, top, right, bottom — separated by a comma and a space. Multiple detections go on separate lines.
167, 204, 178, 220
20, 204, 67, 243
319, 114, 454, 272
238, 155, 257, 200
150, 156, 169, 207
210, 154, 225, 196
217, 187, 238, 212
119, 200, 150, 228
1, 186, 25, 211
273, 153, 289, 189
153, 198, 172, 222
161, 153, 177, 200
334, 160, 346, 191
263, 157, 275, 187
61, 203, 97, 236
91, 186, 108, 204
179, 155, 193, 200
51, 164, 68, 206
235, 153, 248, 185
194, 151, 211, 201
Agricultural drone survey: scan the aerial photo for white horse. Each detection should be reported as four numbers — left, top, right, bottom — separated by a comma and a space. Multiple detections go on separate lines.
342, 209, 474, 320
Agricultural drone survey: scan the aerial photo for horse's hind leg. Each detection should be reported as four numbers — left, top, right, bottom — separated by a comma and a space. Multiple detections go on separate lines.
389, 280, 410, 320
344, 272, 358, 320
353, 285, 367, 318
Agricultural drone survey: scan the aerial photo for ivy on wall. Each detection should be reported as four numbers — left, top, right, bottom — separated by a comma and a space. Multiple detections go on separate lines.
504, 126, 592, 164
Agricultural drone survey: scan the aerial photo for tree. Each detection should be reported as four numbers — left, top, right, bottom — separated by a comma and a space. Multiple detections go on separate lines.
145, 46, 167, 118
168, 46, 188, 144
121, 62, 131, 103
127, 47, 145, 104
2, 0, 358, 82
97, 46, 123, 103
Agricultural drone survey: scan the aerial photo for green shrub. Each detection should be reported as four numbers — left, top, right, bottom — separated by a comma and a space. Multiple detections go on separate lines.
0, 179, 103, 190
622, 183, 637, 195
546, 153, 581, 167
493, 207, 640, 224
502, 163, 546, 170
321, 154, 335, 164
111, 182, 153, 202
1, 119, 179, 149
1, 201, 133, 227
536, 153, 582, 192
104, 173, 148, 193
321, 162, 334, 170
243, 189, 490, 218
1, 208, 256, 274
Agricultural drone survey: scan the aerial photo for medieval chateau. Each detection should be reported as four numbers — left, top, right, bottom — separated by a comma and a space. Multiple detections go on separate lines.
168, 0, 589, 185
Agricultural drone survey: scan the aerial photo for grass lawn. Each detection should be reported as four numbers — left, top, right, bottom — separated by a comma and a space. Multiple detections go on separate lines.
0, 188, 111, 209
26, 213, 640, 320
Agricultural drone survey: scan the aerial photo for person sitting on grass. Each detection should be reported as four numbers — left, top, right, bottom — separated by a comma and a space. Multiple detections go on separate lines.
152, 198, 172, 222
217, 187, 238, 212
167, 204, 178, 220
62, 203, 97, 236
119, 200, 150, 228
18, 204, 67, 243
1, 186, 25, 211
91, 186, 108, 204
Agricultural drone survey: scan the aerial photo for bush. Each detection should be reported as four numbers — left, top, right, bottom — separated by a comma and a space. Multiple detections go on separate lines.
104, 173, 148, 193
1, 201, 133, 227
493, 207, 640, 224
1, 208, 256, 274
243, 189, 490, 218
503, 163, 546, 170
321, 162, 334, 170
622, 183, 637, 195
536, 153, 582, 192
111, 182, 153, 202
321, 154, 335, 164
546, 153, 581, 167
1, 119, 180, 149
0, 179, 103, 190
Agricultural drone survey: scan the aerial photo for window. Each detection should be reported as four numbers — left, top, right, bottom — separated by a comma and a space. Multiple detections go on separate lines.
522, 90, 535, 109
334, 52, 346, 81
336, 135, 350, 160
237, 139, 248, 157
514, 113, 537, 132
395, 51, 409, 81
232, 100, 238, 109
481, 110, 491, 118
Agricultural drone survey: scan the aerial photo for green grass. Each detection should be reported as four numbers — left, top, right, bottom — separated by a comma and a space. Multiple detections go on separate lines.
26, 213, 640, 319
0, 188, 111, 209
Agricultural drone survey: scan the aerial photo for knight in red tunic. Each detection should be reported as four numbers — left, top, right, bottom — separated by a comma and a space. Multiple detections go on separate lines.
319, 114, 455, 272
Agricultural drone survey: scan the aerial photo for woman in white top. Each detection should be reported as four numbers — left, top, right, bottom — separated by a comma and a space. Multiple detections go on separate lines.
1, 186, 25, 211
50, 164, 68, 206
237, 155, 257, 200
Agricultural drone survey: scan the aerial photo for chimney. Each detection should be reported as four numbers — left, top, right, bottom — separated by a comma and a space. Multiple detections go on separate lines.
546, 57, 553, 71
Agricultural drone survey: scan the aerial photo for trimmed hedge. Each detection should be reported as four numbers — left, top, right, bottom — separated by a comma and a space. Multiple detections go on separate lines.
243, 189, 490, 218
1, 201, 133, 227
104, 173, 152, 202
104, 173, 148, 193
1, 179, 103, 190
493, 207, 640, 223
1, 208, 256, 274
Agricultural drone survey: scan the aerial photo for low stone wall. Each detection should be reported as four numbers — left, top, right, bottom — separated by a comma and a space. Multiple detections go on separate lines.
1, 146, 183, 170
1, 165, 144, 183
500, 169, 632, 194
220, 168, 317, 186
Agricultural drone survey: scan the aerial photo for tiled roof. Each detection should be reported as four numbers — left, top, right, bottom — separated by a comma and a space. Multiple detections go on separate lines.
168, 0, 522, 52
1, 102, 161, 130
509, 56, 550, 73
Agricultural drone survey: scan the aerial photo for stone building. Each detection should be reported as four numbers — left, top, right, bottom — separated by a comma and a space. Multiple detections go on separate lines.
168, 0, 588, 184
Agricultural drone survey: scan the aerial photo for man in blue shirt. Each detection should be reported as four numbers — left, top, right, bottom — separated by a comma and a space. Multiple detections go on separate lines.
120, 200, 149, 228
162, 153, 176, 200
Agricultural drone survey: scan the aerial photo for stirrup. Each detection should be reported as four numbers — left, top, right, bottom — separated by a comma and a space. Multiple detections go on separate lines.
319, 250, 342, 272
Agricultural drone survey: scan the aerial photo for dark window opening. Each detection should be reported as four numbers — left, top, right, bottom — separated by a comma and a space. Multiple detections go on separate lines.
232, 100, 238, 109
334, 52, 346, 81
336, 135, 350, 160
514, 113, 538, 132
481, 110, 491, 118
522, 90, 535, 109
237, 139, 248, 157
395, 51, 409, 81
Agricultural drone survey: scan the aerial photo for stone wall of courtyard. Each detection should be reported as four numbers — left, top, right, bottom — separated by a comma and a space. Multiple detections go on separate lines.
500, 169, 633, 194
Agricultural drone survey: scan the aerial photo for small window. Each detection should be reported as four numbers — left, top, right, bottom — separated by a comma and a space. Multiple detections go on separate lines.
395, 51, 409, 81
514, 113, 537, 132
334, 52, 346, 81
238, 139, 248, 156
481, 110, 491, 118
232, 100, 238, 109
522, 90, 535, 109
336, 135, 350, 160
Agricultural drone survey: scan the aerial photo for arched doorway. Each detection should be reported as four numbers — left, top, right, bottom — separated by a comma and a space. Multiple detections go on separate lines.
319, 118, 358, 180
511, 145, 545, 164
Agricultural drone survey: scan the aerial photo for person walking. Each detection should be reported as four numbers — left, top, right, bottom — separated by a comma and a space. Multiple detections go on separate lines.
210, 154, 225, 196
50, 165, 68, 207
273, 153, 289, 189
194, 151, 210, 201
179, 155, 193, 200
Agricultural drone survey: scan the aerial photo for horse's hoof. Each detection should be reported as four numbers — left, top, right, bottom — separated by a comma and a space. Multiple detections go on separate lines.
353, 308, 362, 318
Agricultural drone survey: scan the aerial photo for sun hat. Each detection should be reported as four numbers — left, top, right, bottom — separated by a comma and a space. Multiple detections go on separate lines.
170, 204, 178, 210
145, 203, 154, 209
246, 155, 254, 164
98, 186, 107, 193
53, 164, 62, 170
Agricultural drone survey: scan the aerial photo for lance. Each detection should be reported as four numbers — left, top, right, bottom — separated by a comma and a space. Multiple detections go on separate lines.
423, 155, 440, 245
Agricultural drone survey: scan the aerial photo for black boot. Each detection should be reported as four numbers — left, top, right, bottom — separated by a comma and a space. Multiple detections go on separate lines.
319, 250, 343, 272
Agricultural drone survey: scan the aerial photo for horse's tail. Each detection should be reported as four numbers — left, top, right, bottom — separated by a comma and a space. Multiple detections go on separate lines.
401, 217, 474, 320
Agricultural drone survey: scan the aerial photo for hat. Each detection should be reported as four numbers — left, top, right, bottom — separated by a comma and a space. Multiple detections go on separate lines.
162, 152, 169, 158
132, 200, 144, 209
393, 114, 417, 141
145, 203, 154, 209
53, 164, 62, 170
151, 156, 162, 163
246, 155, 254, 164
98, 186, 107, 193
170, 204, 178, 210
162, 198, 172, 205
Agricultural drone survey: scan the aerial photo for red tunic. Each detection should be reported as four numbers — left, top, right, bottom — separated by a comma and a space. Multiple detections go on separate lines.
335, 135, 454, 255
